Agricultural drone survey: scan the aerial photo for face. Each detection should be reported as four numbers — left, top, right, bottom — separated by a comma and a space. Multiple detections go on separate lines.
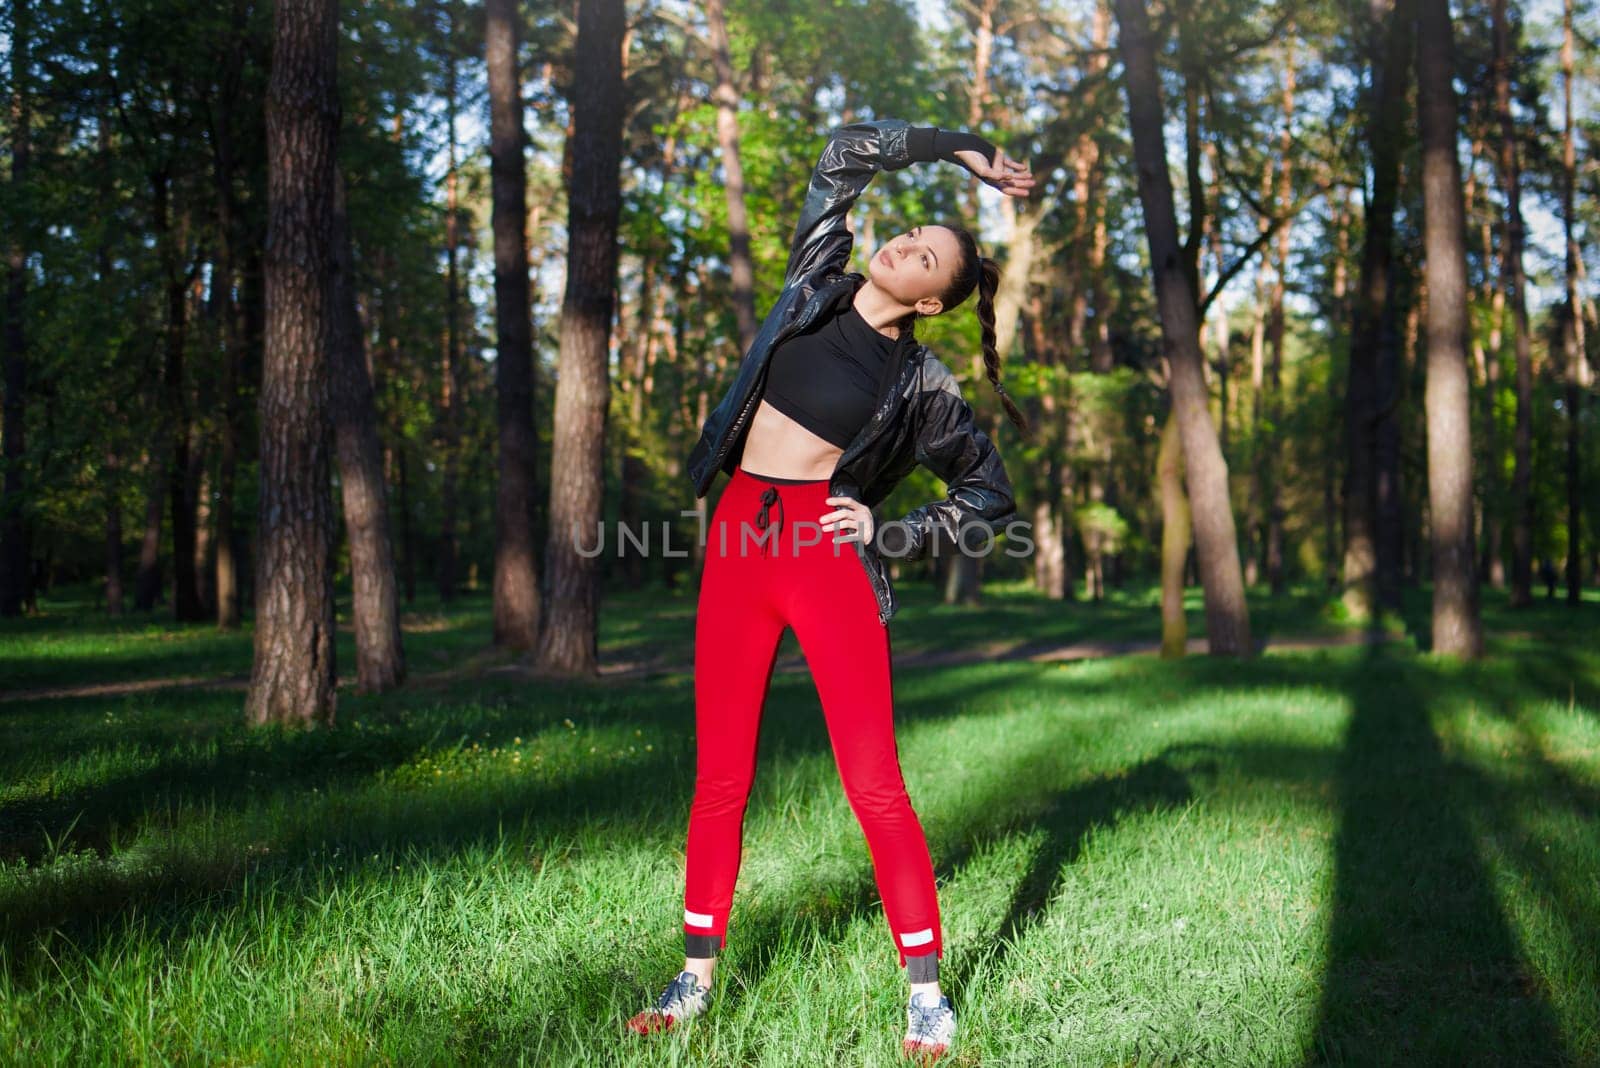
867, 224, 964, 316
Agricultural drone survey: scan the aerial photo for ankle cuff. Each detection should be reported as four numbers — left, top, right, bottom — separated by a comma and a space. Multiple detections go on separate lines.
685, 932, 722, 959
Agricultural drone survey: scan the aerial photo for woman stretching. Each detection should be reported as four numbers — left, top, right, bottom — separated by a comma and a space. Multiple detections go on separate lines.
628, 117, 1033, 1061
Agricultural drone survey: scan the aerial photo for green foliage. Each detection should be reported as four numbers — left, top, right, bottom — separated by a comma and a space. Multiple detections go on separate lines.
4, 0, 1595, 612
1075, 499, 1130, 553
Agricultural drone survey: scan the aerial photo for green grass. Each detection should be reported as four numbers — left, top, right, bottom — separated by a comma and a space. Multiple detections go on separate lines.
2, 582, 1598, 1065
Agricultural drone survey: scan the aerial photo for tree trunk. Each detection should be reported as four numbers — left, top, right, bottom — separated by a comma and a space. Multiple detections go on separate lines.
398, 445, 416, 604
964, 0, 998, 222
1560, 0, 1584, 604
533, 0, 624, 676
1492, 0, 1534, 607
1032, 493, 1064, 598
215, 349, 242, 629
1246, 154, 1271, 588
95, 95, 124, 618
487, 0, 542, 649
1373, 269, 1404, 611
331, 173, 406, 692
1416, 0, 1483, 658
209, 69, 244, 630
1467, 136, 1505, 590
151, 169, 205, 622
104, 446, 124, 615
1324, 185, 1351, 591
1087, 0, 1115, 377
1, 0, 31, 617
1115, 0, 1252, 656
942, 551, 981, 605
1264, 36, 1295, 596
133, 458, 166, 611
193, 462, 213, 615
705, 0, 758, 353
1485, 272, 1508, 591
436, 17, 462, 604
1158, 411, 1191, 658
1343, 0, 1411, 622
246, 0, 340, 727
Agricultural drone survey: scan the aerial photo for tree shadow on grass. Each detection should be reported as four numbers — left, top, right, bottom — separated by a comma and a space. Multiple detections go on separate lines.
939, 757, 1193, 1005
0, 660, 1026, 989
0, 651, 1017, 869
1005, 642, 1585, 1064
1307, 646, 1569, 1066
0, 677, 650, 865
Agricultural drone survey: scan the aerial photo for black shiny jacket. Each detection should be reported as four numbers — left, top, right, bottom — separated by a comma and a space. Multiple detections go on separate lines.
686, 118, 1018, 625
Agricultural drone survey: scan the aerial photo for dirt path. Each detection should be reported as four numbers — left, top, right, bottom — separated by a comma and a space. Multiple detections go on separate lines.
2, 630, 1382, 704
583, 628, 1381, 681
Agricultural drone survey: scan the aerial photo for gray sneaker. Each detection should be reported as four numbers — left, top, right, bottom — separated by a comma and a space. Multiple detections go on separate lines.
902, 991, 956, 1061
627, 970, 711, 1034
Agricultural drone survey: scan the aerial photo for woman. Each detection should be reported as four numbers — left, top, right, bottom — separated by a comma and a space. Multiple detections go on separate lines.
629, 118, 1033, 1061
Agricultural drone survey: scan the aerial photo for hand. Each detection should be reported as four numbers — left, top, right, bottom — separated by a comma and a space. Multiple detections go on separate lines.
820, 496, 874, 546
953, 148, 1035, 197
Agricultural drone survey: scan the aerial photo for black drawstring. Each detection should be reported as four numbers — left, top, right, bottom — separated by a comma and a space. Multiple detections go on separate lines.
754, 485, 783, 556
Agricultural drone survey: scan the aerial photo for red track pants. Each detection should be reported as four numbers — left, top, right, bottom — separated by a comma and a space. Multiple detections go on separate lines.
683, 464, 943, 968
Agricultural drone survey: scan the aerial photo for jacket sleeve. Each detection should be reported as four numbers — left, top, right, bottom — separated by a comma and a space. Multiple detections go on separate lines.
782, 119, 942, 288
884, 377, 1018, 562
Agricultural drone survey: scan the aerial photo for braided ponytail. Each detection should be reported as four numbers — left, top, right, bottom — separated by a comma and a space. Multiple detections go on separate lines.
975, 256, 1031, 440
935, 226, 1031, 441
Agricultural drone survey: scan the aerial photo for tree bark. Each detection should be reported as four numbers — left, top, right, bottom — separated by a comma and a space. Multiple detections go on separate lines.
1247, 155, 1271, 588
705, 0, 758, 353
1264, 36, 1296, 596
534, 0, 624, 676
1158, 410, 1191, 657
1325, 185, 1351, 590
436, 11, 463, 603
964, 0, 998, 221
152, 169, 205, 622
1416, 0, 1483, 658
1373, 262, 1405, 612
398, 445, 416, 604
1114, 0, 1252, 656
208, 66, 244, 630
246, 0, 340, 727
1470, 138, 1507, 589
95, 90, 124, 618
331, 173, 406, 692
1081, 0, 1115, 376
215, 343, 242, 628
1560, 0, 1584, 604
1492, 0, 1534, 607
133, 458, 166, 610
1, 0, 31, 617
1343, 0, 1411, 622
104, 444, 124, 616
487, 0, 541, 649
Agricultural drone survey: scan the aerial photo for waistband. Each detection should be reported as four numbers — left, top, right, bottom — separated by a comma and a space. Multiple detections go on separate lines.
735, 464, 828, 486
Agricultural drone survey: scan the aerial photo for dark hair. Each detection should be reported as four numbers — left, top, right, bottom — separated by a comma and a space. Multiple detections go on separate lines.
902, 223, 1030, 441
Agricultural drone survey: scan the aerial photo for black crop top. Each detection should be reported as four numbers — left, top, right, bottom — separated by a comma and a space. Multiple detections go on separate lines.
760, 301, 897, 449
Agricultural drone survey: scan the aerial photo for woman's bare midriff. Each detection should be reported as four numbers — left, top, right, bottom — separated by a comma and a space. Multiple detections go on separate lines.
737, 399, 845, 481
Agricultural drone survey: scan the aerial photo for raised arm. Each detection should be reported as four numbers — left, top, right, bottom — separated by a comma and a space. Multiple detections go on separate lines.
881, 363, 1017, 562
782, 120, 999, 288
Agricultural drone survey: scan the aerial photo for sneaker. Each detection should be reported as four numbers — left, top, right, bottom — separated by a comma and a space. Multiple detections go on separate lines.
902, 991, 956, 1062
626, 970, 712, 1034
